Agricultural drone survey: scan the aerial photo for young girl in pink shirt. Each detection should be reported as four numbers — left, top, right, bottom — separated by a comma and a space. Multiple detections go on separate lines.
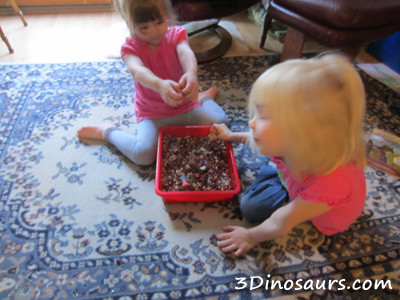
212, 54, 367, 256
77, 0, 228, 165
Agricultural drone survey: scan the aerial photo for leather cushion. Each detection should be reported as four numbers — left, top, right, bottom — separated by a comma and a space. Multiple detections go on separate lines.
274, 0, 400, 29
173, 0, 258, 21
270, 2, 400, 47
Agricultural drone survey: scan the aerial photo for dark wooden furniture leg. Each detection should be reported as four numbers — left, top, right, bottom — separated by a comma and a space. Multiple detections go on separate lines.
341, 46, 362, 61
260, 14, 272, 49
0, 25, 14, 54
280, 26, 305, 62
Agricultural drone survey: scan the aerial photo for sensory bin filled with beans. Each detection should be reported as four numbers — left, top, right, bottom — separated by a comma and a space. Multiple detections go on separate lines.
162, 135, 232, 192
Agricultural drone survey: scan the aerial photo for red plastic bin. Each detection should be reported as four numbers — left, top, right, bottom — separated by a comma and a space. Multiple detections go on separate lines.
155, 126, 241, 203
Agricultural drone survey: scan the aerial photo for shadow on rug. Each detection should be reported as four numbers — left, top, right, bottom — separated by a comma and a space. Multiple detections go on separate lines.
0, 56, 399, 299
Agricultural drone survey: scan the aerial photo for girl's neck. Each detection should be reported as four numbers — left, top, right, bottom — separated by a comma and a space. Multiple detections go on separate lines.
133, 31, 166, 51
132, 35, 160, 51
147, 43, 160, 51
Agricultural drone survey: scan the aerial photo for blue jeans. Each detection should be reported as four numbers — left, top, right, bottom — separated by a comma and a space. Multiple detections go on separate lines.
105, 98, 229, 165
241, 165, 289, 223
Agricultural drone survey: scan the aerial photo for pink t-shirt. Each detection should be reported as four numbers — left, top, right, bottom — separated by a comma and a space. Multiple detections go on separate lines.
121, 27, 199, 122
272, 157, 366, 235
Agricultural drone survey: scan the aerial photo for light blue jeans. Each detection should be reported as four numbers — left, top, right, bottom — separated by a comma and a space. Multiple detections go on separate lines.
104, 98, 229, 165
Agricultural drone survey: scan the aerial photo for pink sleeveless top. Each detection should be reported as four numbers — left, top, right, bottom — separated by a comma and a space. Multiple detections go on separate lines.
121, 27, 199, 122
273, 157, 366, 235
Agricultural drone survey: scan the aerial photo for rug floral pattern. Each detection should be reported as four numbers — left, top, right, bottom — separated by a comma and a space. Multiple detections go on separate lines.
0, 56, 399, 299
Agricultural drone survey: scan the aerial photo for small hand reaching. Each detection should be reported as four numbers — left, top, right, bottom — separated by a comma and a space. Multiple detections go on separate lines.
217, 225, 257, 256
210, 123, 233, 141
160, 80, 183, 106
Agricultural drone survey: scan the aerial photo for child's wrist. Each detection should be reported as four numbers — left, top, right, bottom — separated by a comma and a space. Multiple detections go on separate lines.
247, 226, 267, 245
229, 132, 237, 142
247, 228, 260, 245
156, 79, 165, 93
231, 132, 245, 143
186, 70, 197, 79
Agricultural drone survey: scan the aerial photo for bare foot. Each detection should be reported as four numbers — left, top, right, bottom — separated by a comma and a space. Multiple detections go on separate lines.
77, 123, 114, 140
199, 86, 219, 101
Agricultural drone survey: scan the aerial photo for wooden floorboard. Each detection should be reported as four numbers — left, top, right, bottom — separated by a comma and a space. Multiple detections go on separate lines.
0, 11, 127, 63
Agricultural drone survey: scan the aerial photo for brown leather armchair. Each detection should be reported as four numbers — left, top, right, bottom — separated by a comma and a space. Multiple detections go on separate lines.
260, 0, 400, 61
172, 0, 258, 62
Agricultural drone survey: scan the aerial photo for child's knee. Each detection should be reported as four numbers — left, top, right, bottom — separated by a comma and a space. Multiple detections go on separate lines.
206, 113, 229, 127
135, 152, 156, 166
217, 114, 229, 127
199, 100, 229, 126
132, 141, 157, 166
240, 197, 272, 223
240, 187, 288, 223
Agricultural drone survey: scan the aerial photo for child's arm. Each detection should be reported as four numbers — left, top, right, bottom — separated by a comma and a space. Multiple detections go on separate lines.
217, 198, 332, 256
211, 123, 251, 144
176, 40, 199, 102
122, 54, 183, 106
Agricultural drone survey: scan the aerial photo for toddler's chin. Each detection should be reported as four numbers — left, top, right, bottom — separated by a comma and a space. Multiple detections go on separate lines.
259, 147, 277, 158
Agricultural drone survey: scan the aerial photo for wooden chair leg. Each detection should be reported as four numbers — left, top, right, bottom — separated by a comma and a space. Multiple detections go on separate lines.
341, 46, 361, 61
8, 0, 28, 26
260, 15, 272, 49
280, 26, 305, 62
0, 26, 14, 54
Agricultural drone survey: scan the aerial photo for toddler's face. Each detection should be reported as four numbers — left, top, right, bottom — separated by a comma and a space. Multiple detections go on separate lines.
135, 14, 168, 50
249, 105, 284, 157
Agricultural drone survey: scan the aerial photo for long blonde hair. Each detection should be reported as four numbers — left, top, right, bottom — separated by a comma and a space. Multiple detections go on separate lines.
249, 54, 366, 179
114, 0, 176, 35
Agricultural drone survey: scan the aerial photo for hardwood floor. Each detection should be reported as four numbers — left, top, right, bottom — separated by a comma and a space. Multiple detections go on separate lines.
1, 9, 282, 64
0, 11, 127, 63
1, 10, 272, 63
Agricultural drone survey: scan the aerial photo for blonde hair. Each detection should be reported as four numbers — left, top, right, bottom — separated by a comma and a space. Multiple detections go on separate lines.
249, 54, 366, 178
114, 0, 176, 35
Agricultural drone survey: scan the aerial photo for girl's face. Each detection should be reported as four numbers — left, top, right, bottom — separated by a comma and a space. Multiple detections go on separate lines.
249, 105, 285, 157
135, 14, 168, 50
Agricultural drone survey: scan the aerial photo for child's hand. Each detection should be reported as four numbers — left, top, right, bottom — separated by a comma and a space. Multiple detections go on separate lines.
160, 80, 183, 107
179, 72, 199, 102
210, 123, 232, 141
217, 225, 257, 256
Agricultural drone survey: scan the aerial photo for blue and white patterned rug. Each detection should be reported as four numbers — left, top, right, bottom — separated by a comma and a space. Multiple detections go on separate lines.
0, 56, 399, 300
